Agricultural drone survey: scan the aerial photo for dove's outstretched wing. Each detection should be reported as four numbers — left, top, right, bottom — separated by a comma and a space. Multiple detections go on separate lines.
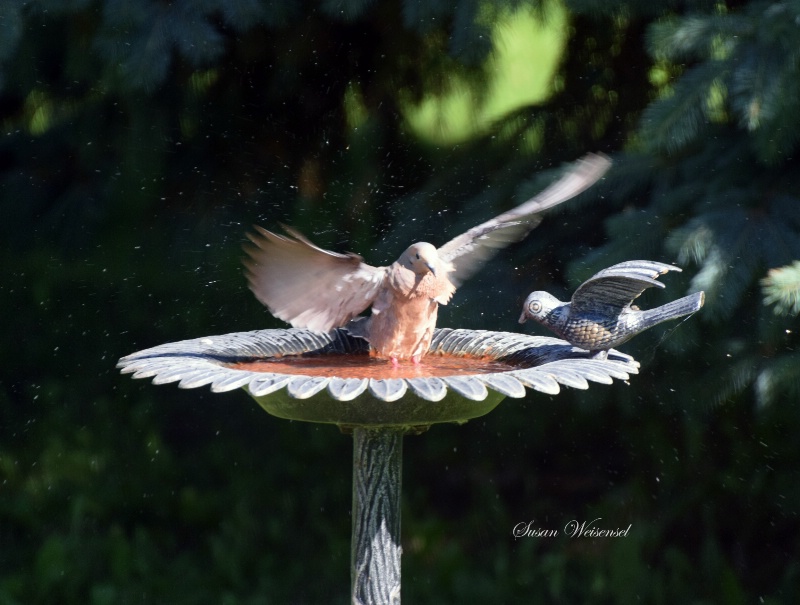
571, 260, 679, 313
244, 226, 387, 333
437, 153, 611, 286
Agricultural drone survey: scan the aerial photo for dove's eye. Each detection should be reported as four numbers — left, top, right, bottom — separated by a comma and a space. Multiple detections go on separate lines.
529, 301, 542, 313
415, 253, 420, 259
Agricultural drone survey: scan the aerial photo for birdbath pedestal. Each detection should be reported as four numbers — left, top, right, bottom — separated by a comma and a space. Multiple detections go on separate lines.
117, 327, 638, 604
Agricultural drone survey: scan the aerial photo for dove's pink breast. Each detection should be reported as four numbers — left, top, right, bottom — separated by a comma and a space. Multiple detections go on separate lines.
368, 292, 438, 360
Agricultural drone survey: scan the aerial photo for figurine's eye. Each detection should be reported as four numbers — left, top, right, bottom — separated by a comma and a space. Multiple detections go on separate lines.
415, 253, 420, 260
530, 301, 542, 313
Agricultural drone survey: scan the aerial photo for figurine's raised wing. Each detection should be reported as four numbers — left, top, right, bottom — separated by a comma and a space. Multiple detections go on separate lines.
571, 260, 679, 313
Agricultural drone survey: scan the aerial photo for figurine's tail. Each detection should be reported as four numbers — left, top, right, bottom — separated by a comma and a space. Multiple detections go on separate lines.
344, 316, 371, 341
642, 291, 705, 329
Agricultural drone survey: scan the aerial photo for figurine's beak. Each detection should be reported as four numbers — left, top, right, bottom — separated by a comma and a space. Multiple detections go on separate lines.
427, 263, 436, 276
518, 311, 527, 324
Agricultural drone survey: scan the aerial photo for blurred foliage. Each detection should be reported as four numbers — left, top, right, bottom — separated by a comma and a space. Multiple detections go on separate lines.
763, 261, 800, 317
1, 0, 799, 603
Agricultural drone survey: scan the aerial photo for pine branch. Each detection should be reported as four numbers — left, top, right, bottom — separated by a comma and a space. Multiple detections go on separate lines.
169, 4, 225, 65
646, 14, 739, 62
402, 0, 451, 31
32, 0, 94, 12
639, 60, 730, 154
669, 219, 713, 265
322, 0, 378, 21
755, 352, 800, 407
762, 261, 800, 316
449, 0, 493, 63
730, 43, 787, 132
0, 1, 23, 65
217, 0, 269, 30
711, 353, 758, 406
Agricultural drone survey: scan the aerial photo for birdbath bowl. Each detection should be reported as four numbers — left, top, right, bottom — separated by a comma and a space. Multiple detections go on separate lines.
117, 327, 638, 603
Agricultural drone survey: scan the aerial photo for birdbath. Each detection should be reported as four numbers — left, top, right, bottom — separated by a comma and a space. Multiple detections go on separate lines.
117, 327, 638, 603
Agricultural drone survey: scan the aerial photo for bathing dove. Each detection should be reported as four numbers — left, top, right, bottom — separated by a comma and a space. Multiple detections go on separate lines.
245, 153, 611, 364
519, 260, 705, 358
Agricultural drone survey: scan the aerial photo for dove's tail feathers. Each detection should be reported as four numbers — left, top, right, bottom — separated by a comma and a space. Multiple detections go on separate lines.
642, 291, 705, 329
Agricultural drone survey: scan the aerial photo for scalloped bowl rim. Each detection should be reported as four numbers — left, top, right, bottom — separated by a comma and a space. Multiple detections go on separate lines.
117, 327, 638, 428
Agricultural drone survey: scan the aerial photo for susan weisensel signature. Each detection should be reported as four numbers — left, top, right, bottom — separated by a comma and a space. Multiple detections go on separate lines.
512, 518, 631, 539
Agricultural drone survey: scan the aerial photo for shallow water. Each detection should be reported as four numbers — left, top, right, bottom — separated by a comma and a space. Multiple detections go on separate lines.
230, 353, 519, 379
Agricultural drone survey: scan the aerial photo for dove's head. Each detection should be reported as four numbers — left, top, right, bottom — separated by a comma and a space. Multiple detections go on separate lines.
400, 242, 441, 276
519, 291, 563, 324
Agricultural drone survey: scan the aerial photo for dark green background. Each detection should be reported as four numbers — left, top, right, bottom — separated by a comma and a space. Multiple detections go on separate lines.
2, 0, 799, 603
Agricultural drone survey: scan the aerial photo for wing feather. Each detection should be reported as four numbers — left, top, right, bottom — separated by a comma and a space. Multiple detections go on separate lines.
437, 153, 611, 286
244, 226, 387, 333
571, 260, 679, 312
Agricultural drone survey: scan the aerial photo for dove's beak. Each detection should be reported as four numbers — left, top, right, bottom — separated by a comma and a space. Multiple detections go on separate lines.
518, 311, 527, 324
427, 263, 437, 276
